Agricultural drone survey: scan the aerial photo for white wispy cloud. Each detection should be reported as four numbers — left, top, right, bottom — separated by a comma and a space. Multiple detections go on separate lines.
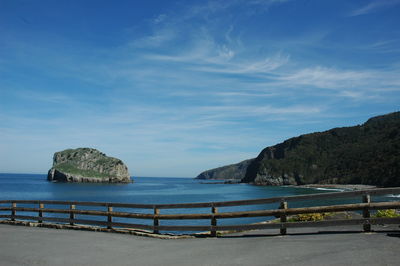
131, 28, 176, 48
183, 0, 290, 20
214, 92, 277, 97
349, 0, 400, 16
361, 39, 400, 54
277, 66, 400, 93
194, 53, 290, 74
196, 105, 321, 118
153, 14, 168, 24
12, 89, 73, 104
279, 67, 370, 89
147, 49, 289, 75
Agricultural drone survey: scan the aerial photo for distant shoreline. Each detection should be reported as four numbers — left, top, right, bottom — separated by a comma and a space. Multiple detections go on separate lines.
199, 180, 377, 191
294, 184, 377, 191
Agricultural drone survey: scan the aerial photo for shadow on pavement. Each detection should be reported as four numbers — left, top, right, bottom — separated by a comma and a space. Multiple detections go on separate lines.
386, 232, 400, 238
220, 229, 400, 239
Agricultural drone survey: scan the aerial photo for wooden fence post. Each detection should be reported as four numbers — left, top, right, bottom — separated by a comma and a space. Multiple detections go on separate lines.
280, 201, 288, 235
70, 204, 76, 226
38, 203, 44, 223
11, 202, 16, 221
363, 194, 371, 232
153, 207, 159, 234
211, 205, 218, 237
107, 206, 113, 229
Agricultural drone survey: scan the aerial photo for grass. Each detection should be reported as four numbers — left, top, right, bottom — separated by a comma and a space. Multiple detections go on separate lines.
55, 163, 115, 178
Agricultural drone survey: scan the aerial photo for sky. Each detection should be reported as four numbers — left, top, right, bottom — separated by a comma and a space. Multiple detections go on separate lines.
0, 0, 399, 177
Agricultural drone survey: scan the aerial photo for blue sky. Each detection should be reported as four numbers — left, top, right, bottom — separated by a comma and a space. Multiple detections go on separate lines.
1, 0, 399, 177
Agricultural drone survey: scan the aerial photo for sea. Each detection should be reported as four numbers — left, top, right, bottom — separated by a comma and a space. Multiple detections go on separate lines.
0, 173, 397, 233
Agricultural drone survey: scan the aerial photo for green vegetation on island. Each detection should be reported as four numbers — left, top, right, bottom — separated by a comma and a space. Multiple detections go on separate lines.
54, 163, 113, 179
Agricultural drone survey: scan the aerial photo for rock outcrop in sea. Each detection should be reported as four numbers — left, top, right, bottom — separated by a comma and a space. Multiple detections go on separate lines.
197, 111, 400, 187
47, 148, 131, 183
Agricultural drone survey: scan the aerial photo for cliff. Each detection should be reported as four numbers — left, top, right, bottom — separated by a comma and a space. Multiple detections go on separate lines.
198, 112, 400, 187
47, 148, 131, 183
243, 112, 400, 186
196, 159, 254, 180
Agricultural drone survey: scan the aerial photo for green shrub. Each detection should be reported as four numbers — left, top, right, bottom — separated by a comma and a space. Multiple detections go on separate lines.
373, 209, 400, 218
291, 212, 332, 222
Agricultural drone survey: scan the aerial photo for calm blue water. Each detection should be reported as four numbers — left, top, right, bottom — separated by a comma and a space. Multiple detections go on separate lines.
0, 173, 322, 203
0, 173, 397, 233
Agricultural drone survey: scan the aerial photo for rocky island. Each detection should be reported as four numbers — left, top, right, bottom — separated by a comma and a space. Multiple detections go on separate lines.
47, 148, 131, 183
197, 111, 400, 187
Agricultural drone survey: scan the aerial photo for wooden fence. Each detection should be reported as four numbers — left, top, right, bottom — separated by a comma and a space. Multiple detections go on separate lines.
1, 187, 400, 236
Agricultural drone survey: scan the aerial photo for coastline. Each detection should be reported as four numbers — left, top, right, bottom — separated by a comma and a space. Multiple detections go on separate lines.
295, 184, 377, 191
199, 179, 377, 191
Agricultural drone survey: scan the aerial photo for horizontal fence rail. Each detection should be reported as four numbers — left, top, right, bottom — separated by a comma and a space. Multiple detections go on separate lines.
1, 187, 400, 236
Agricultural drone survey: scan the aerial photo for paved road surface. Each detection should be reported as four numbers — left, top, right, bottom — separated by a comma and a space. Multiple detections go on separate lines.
0, 224, 399, 266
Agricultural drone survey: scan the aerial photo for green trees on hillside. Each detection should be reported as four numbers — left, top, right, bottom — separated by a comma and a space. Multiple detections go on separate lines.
243, 112, 400, 187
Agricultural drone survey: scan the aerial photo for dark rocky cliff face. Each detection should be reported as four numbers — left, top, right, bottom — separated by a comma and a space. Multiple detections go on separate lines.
196, 112, 400, 187
243, 112, 400, 187
196, 159, 254, 180
47, 148, 131, 183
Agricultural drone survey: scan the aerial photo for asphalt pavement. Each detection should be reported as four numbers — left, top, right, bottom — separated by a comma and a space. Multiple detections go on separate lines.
0, 224, 399, 266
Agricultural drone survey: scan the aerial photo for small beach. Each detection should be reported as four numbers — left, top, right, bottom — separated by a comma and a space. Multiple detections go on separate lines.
296, 184, 377, 191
